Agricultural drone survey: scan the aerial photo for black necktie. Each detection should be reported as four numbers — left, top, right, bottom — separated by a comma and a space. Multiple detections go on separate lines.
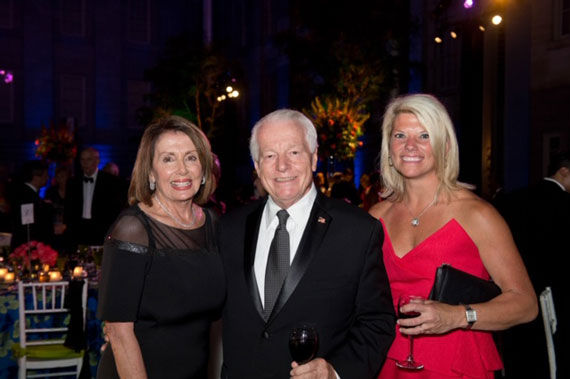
83, 177, 94, 183
264, 209, 290, 320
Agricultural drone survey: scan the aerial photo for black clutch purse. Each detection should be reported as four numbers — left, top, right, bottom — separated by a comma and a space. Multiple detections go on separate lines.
428, 264, 501, 305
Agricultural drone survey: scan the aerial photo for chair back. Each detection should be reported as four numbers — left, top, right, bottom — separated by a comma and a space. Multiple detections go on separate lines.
17, 280, 88, 348
540, 286, 557, 379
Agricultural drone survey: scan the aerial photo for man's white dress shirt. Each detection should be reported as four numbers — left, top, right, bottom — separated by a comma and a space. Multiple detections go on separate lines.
254, 185, 317, 307
82, 170, 98, 219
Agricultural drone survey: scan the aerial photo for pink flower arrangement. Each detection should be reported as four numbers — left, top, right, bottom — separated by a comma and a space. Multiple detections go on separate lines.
10, 241, 59, 268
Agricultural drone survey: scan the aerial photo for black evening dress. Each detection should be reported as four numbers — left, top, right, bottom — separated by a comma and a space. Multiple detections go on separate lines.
96, 205, 225, 379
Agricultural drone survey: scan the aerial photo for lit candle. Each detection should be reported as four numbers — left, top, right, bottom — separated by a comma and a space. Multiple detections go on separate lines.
0, 267, 7, 280
42, 264, 50, 272
4, 272, 15, 283
49, 271, 62, 281
72, 266, 84, 278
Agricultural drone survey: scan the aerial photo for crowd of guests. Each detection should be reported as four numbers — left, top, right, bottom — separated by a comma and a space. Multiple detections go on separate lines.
1, 92, 567, 378
0, 148, 127, 255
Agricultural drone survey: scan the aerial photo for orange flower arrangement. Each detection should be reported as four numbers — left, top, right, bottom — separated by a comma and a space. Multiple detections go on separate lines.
304, 96, 369, 161
34, 121, 77, 163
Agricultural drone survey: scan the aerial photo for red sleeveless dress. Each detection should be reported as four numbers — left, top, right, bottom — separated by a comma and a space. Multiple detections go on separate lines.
377, 219, 503, 379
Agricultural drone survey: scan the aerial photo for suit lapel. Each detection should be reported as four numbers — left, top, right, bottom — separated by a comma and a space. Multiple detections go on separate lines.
243, 201, 265, 320
77, 177, 84, 209
267, 194, 331, 323
92, 173, 105, 211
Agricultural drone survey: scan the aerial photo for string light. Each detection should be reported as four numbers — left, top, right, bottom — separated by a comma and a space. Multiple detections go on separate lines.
491, 15, 502, 25
217, 82, 240, 102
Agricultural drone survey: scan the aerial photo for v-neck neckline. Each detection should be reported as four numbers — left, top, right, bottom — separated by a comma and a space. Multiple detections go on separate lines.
382, 218, 457, 259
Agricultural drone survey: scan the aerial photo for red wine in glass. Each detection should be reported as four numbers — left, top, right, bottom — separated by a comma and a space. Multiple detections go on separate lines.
395, 295, 424, 370
289, 325, 318, 364
399, 310, 421, 319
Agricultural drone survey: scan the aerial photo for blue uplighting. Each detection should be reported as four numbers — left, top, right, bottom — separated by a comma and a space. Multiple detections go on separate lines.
354, 148, 364, 189
90, 144, 114, 171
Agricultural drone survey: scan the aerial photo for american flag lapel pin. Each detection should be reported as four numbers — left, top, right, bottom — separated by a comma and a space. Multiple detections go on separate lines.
317, 216, 326, 224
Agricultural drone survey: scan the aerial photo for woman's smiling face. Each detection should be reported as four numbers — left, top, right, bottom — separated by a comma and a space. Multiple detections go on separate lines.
390, 113, 436, 180
150, 131, 203, 203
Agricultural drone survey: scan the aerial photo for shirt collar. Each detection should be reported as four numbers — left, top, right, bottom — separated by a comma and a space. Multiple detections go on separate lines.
85, 169, 98, 181
24, 182, 39, 193
544, 177, 565, 191
265, 184, 317, 228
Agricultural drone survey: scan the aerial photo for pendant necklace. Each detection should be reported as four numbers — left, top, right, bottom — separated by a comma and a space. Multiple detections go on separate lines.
403, 191, 438, 227
154, 195, 197, 229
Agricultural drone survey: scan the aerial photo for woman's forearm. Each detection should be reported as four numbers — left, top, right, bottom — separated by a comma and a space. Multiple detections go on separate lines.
106, 322, 148, 379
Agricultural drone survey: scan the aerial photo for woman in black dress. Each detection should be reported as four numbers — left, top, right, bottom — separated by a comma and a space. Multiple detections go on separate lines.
97, 115, 225, 378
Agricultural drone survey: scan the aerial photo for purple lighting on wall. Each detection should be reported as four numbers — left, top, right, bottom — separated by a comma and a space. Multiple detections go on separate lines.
464, 0, 474, 9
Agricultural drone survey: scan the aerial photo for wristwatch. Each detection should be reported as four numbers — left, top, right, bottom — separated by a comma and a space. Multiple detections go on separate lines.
464, 304, 477, 329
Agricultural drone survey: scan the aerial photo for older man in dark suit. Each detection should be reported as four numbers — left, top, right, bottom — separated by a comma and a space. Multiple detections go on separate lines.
219, 109, 395, 378
64, 147, 125, 249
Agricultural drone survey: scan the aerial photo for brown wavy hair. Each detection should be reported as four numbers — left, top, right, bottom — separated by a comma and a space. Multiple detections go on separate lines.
128, 115, 216, 206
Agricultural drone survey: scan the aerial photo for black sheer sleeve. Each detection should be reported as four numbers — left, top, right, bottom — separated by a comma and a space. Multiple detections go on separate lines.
96, 209, 151, 321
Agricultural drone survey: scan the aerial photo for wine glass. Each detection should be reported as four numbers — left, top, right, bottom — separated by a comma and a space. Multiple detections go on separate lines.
395, 295, 424, 370
289, 325, 319, 365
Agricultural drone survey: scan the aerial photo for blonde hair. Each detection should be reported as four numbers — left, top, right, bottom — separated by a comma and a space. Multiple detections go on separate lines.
379, 93, 461, 200
128, 115, 216, 206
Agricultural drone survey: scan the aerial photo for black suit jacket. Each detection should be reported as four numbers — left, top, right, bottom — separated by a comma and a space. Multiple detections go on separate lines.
64, 171, 125, 246
219, 193, 395, 378
10, 183, 54, 248
499, 179, 569, 290
496, 179, 570, 379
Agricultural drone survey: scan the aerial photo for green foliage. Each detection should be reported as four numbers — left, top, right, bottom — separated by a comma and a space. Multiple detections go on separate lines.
276, 0, 408, 110
277, 0, 408, 162
136, 35, 238, 141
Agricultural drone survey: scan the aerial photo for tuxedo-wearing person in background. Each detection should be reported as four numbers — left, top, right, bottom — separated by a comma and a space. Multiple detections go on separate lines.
220, 109, 395, 379
9, 160, 54, 249
64, 147, 125, 249
498, 151, 570, 379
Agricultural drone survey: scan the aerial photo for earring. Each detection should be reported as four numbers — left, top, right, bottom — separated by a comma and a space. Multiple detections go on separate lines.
388, 157, 394, 167
201, 176, 206, 185
149, 181, 156, 191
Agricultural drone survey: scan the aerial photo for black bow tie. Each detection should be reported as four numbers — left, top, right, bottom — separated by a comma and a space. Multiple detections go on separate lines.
83, 177, 94, 183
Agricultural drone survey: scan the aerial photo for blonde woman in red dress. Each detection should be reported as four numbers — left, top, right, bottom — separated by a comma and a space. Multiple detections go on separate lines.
370, 94, 537, 378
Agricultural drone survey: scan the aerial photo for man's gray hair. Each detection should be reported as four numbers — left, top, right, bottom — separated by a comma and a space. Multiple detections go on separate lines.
249, 109, 318, 162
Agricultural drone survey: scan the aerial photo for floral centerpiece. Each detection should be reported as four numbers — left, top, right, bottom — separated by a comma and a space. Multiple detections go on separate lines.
34, 120, 77, 163
304, 96, 369, 162
10, 241, 59, 279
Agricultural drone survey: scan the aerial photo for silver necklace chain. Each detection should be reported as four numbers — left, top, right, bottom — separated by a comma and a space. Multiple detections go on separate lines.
403, 192, 438, 227
154, 195, 197, 229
